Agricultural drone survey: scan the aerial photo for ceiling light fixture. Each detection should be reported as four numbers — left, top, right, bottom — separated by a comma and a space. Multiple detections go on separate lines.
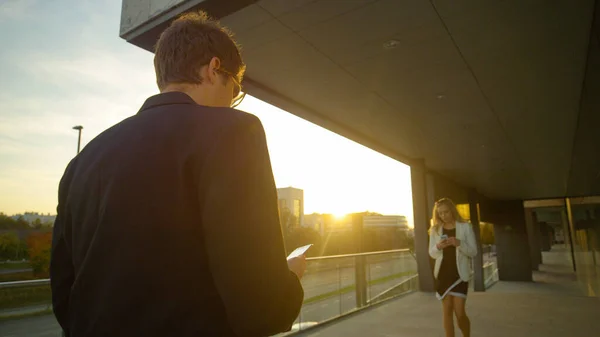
383, 39, 400, 50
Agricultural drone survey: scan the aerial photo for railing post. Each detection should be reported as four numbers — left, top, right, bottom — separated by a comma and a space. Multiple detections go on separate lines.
355, 255, 367, 307
352, 214, 367, 307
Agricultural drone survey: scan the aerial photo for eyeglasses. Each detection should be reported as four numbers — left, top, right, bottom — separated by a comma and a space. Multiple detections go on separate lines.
216, 68, 246, 108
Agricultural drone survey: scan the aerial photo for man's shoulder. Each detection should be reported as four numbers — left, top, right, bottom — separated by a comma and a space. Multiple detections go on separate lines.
120, 104, 264, 142
194, 107, 264, 137
206, 107, 262, 128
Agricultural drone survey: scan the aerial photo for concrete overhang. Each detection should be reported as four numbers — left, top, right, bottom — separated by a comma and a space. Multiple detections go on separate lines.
120, 0, 600, 201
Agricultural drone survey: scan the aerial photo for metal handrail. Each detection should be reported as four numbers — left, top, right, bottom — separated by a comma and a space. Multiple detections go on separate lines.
306, 248, 412, 262
0, 278, 50, 289
0, 250, 413, 289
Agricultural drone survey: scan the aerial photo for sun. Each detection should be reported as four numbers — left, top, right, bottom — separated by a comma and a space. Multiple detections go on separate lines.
333, 212, 348, 220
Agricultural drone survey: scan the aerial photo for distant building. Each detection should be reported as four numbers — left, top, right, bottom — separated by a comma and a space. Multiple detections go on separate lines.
316, 213, 412, 253
276, 187, 304, 228
304, 213, 335, 235
303, 213, 320, 232
321, 214, 410, 234
11, 212, 56, 226
363, 215, 409, 231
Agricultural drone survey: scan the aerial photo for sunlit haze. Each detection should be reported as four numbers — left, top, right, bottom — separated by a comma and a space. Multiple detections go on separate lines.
239, 96, 413, 221
0, 0, 413, 225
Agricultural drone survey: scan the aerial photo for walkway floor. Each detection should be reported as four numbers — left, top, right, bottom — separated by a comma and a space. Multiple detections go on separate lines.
295, 247, 600, 337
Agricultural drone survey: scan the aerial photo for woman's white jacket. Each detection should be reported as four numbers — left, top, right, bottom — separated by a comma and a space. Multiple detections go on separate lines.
429, 222, 478, 282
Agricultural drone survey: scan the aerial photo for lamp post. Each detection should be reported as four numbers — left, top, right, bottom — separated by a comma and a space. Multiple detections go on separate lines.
72, 125, 83, 154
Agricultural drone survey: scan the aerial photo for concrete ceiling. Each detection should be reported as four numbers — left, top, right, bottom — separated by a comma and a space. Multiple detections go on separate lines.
121, 0, 600, 201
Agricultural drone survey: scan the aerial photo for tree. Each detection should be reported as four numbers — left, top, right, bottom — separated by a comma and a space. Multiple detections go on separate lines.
27, 232, 52, 277
42, 220, 54, 228
284, 227, 323, 256
0, 213, 28, 230
1, 216, 29, 230
0, 232, 23, 260
16, 216, 30, 229
0, 213, 15, 229
398, 230, 415, 251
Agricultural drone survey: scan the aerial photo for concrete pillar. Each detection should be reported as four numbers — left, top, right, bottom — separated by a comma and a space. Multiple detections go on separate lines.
410, 159, 435, 292
525, 208, 542, 270
539, 222, 552, 252
426, 173, 436, 223
425, 173, 437, 279
480, 200, 532, 282
468, 190, 485, 291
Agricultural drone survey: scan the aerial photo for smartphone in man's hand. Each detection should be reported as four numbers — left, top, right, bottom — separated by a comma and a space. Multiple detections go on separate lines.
287, 244, 313, 261
286, 244, 312, 279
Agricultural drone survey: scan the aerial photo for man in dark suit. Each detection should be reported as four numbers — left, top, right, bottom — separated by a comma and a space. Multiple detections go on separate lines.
50, 11, 305, 337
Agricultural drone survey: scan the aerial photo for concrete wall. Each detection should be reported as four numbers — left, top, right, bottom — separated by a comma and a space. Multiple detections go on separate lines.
429, 172, 469, 205
525, 209, 542, 270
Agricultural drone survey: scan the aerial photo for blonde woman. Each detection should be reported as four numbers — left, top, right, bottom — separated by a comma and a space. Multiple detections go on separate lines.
429, 198, 478, 337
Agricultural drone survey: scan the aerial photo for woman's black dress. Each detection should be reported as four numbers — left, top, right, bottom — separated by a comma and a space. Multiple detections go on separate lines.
436, 227, 469, 300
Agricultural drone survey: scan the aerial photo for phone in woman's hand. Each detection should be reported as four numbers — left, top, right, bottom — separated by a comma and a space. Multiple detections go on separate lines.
440, 234, 448, 240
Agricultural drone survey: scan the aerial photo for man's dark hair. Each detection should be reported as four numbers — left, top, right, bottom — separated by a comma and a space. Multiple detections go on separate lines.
154, 11, 245, 91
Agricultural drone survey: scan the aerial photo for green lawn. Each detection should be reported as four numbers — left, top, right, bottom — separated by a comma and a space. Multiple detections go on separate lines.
303, 270, 416, 305
0, 285, 52, 311
0, 262, 31, 270
0, 307, 53, 321
0, 271, 36, 282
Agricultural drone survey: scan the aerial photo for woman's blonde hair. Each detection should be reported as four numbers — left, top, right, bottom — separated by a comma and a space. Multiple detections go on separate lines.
429, 198, 465, 234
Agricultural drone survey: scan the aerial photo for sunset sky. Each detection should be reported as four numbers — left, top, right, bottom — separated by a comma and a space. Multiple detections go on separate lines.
0, 0, 414, 224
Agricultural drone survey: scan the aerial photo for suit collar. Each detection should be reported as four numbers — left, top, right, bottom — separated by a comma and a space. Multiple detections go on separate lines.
138, 92, 197, 113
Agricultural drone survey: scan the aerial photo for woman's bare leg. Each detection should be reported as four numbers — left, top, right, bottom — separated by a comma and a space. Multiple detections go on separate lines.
453, 296, 470, 337
442, 295, 455, 337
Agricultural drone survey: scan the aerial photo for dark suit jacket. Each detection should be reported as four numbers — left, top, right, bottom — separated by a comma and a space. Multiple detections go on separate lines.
50, 92, 304, 337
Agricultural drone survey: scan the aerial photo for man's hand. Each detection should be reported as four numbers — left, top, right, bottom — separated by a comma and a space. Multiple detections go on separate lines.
287, 255, 306, 279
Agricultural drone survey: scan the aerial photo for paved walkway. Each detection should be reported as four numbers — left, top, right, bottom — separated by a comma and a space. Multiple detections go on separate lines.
295, 248, 600, 337
294, 290, 599, 337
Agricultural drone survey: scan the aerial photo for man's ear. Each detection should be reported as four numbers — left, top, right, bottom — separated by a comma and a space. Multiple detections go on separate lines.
206, 57, 221, 84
